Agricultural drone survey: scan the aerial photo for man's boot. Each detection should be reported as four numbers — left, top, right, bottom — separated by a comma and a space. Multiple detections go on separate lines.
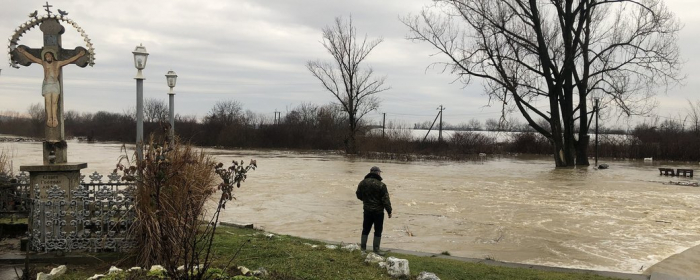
360, 235, 368, 252
373, 236, 385, 255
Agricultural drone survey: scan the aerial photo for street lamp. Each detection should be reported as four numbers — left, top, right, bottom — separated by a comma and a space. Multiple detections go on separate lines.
133, 44, 148, 161
165, 70, 177, 141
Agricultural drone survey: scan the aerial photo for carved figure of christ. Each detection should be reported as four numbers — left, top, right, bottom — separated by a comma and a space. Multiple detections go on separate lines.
16, 46, 85, 128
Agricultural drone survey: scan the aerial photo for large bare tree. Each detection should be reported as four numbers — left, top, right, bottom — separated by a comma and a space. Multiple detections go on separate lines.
403, 0, 682, 167
144, 98, 169, 124
307, 16, 389, 154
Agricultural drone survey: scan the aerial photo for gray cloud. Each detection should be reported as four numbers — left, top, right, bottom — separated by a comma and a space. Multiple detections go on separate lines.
0, 0, 697, 128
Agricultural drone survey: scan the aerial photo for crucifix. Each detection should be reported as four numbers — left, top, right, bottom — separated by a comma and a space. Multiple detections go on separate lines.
11, 5, 90, 165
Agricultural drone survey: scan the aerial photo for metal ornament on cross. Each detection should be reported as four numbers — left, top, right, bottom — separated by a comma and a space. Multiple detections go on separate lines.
8, 4, 96, 68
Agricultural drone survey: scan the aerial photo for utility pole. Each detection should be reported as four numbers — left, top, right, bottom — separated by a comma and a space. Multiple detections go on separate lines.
382, 113, 386, 138
595, 98, 600, 167
438, 105, 445, 142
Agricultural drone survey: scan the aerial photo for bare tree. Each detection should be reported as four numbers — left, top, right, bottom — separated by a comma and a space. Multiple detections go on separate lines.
687, 99, 700, 133
307, 16, 389, 154
205, 100, 244, 126
484, 118, 500, 131
144, 98, 168, 124
468, 119, 482, 131
27, 102, 45, 134
27, 103, 45, 123
403, 0, 682, 166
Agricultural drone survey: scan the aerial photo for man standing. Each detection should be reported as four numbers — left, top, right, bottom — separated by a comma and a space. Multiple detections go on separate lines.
356, 166, 392, 253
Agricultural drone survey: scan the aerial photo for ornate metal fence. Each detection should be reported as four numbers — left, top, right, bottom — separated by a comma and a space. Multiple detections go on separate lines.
5, 171, 137, 252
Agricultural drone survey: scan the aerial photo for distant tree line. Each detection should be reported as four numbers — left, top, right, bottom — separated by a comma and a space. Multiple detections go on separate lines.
1, 99, 699, 161
0, 99, 347, 151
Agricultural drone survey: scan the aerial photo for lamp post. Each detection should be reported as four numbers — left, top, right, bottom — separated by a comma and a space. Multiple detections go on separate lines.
133, 44, 148, 162
165, 70, 177, 142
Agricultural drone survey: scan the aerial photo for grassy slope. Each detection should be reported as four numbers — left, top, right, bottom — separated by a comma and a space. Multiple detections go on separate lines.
52, 225, 622, 280
210, 226, 620, 280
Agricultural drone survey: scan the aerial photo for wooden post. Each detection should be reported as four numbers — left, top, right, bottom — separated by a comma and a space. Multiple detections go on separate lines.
382, 112, 386, 138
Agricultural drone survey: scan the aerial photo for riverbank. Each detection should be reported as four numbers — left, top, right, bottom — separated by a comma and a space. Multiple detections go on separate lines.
4, 224, 700, 279
0, 225, 642, 280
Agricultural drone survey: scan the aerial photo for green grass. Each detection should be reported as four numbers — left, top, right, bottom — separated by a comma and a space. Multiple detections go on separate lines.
210, 228, 388, 280
209, 226, 621, 280
394, 253, 618, 280
51, 225, 623, 280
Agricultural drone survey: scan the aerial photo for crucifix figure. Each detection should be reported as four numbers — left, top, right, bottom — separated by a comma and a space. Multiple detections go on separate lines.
11, 11, 90, 164
16, 47, 85, 127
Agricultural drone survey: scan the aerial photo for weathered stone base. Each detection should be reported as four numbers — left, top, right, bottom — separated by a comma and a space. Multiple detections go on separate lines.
42, 141, 68, 165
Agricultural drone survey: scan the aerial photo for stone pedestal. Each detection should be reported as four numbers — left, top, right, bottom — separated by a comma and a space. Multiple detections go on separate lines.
20, 163, 87, 251
20, 163, 87, 198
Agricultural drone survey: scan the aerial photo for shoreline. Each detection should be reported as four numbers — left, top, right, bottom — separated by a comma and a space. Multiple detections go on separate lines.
219, 221, 650, 280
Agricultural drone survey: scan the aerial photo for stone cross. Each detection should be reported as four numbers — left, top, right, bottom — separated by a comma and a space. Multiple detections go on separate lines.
11, 9, 90, 165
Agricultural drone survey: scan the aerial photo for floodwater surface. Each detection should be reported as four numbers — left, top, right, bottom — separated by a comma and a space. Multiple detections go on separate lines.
2, 139, 699, 273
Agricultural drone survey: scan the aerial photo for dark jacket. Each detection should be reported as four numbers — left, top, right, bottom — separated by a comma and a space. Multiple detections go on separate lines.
356, 173, 392, 215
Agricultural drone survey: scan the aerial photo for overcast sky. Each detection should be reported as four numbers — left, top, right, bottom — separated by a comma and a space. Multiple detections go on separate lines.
1, 0, 698, 128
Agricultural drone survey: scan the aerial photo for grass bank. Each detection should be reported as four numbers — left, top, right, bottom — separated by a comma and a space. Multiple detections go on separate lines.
49, 225, 624, 280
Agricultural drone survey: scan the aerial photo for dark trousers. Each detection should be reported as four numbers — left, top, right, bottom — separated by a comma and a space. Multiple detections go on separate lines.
361, 211, 384, 237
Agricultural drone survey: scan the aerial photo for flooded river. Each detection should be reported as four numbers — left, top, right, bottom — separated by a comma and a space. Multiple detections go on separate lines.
2, 139, 699, 273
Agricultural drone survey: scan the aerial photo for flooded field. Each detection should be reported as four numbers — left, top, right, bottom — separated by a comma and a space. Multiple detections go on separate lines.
2, 139, 699, 273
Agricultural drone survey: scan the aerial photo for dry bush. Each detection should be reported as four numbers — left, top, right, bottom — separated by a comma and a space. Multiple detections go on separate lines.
0, 148, 11, 176
449, 132, 497, 154
506, 132, 552, 154
118, 132, 256, 280
118, 135, 216, 268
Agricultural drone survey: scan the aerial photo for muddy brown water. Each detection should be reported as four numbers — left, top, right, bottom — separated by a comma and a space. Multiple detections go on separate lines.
2, 139, 699, 273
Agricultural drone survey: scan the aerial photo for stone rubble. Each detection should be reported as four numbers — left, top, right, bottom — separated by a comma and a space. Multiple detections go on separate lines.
363, 252, 439, 280
87, 274, 105, 280
386, 257, 410, 278
342, 243, 360, 251
238, 265, 251, 276
417, 271, 441, 280
107, 266, 123, 274
26, 248, 439, 280
36, 265, 67, 280
252, 267, 269, 277
378, 261, 388, 269
149, 265, 165, 273
365, 252, 386, 264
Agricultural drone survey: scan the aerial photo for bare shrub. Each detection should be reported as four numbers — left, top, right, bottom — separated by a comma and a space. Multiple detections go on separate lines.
449, 132, 496, 154
0, 148, 10, 176
118, 133, 256, 280
507, 132, 552, 155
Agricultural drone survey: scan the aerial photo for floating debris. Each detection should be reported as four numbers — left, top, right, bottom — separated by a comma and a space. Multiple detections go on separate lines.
0, 137, 37, 142
663, 181, 699, 187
